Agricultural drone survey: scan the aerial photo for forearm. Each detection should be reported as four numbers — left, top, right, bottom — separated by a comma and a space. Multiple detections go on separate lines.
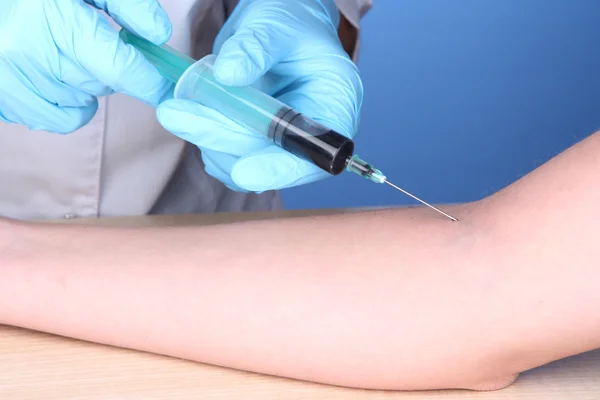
475, 130, 600, 369
1, 203, 501, 390
2, 131, 600, 390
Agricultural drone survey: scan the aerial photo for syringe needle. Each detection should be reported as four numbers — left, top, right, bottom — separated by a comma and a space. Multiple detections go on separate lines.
384, 180, 458, 221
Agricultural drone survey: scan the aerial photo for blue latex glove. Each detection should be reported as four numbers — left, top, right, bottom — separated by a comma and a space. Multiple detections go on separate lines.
157, 0, 363, 192
0, 0, 173, 134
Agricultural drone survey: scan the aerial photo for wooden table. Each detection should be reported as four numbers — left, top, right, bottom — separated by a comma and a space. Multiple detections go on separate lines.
1, 210, 599, 399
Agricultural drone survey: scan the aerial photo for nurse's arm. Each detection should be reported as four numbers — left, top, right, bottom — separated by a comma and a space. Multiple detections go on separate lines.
2, 130, 600, 391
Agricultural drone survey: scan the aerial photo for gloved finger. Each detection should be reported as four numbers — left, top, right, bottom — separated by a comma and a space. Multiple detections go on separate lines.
232, 145, 328, 192
7, 60, 98, 109
157, 99, 270, 155
84, 0, 172, 45
36, 103, 98, 134
201, 149, 249, 192
0, 41, 104, 109
53, 3, 171, 106
58, 57, 114, 102
212, 17, 296, 86
2, 90, 97, 134
212, 0, 341, 53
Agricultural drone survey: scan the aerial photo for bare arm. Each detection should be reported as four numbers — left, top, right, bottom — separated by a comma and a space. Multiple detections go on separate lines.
2, 130, 600, 391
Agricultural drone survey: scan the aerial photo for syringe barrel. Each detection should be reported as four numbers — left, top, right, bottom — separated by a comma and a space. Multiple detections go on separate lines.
175, 55, 354, 175
119, 29, 355, 176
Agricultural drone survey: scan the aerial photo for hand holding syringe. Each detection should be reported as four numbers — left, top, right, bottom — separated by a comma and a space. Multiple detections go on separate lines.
119, 29, 457, 221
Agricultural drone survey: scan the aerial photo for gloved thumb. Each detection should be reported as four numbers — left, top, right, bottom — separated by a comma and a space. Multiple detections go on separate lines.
84, 0, 172, 45
231, 145, 328, 191
212, 26, 294, 87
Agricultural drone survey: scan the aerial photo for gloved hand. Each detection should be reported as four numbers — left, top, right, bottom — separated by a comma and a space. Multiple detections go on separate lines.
157, 0, 363, 192
0, 0, 173, 134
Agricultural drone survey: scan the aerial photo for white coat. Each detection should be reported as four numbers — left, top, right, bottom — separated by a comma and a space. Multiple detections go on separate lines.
0, 0, 371, 220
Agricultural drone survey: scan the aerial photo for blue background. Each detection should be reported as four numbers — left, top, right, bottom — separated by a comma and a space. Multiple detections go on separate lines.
282, 0, 600, 209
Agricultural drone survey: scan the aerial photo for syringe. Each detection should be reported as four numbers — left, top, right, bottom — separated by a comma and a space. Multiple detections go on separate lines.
119, 29, 457, 221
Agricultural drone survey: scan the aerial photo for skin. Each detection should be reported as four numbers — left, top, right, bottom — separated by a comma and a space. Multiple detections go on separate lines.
1, 130, 600, 391
338, 12, 358, 57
